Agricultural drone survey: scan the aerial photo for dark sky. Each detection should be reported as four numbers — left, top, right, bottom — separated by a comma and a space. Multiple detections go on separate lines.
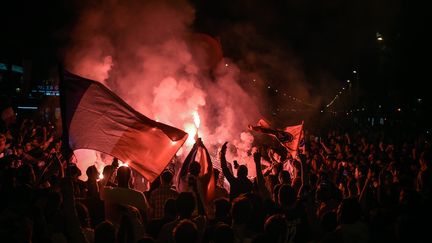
0, 0, 427, 108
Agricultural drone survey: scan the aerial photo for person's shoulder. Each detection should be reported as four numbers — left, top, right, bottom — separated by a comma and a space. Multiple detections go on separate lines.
104, 186, 143, 196
127, 187, 145, 197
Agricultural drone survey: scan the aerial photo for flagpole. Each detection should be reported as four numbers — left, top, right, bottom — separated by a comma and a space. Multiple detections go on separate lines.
58, 64, 73, 175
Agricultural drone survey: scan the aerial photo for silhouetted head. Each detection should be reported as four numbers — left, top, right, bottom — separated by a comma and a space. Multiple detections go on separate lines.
188, 161, 201, 176
95, 221, 116, 243
69, 164, 82, 179
16, 163, 35, 186
173, 219, 198, 243
176, 192, 196, 219
264, 214, 287, 242
212, 223, 234, 243
278, 170, 291, 185
273, 162, 283, 175
116, 166, 132, 188
231, 196, 252, 225
102, 165, 113, 177
237, 165, 248, 178
278, 184, 296, 207
160, 170, 174, 185
86, 165, 99, 181
164, 198, 177, 218
214, 198, 231, 219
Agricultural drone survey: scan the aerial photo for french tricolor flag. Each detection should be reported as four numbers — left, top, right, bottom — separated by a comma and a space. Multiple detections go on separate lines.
62, 71, 188, 182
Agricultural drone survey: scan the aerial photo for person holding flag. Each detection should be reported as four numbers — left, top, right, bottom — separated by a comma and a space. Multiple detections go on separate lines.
249, 119, 305, 193
248, 119, 304, 160
178, 138, 215, 213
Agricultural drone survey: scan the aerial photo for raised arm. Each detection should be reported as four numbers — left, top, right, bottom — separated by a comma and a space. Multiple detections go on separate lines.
178, 141, 199, 185
320, 139, 332, 155
61, 175, 88, 243
297, 154, 306, 198
201, 141, 213, 181
220, 142, 235, 183
254, 150, 271, 199
359, 169, 372, 203
345, 132, 351, 145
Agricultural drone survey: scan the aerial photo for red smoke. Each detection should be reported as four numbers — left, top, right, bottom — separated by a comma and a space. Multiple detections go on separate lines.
66, 0, 260, 179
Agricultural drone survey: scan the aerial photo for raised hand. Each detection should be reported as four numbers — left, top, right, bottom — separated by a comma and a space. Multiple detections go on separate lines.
196, 137, 203, 147
253, 150, 261, 164
221, 142, 228, 154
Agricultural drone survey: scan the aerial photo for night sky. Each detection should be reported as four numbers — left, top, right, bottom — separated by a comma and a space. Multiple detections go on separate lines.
0, 0, 428, 111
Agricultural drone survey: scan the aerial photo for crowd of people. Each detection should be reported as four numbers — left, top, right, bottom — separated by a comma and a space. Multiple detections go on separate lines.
0, 116, 431, 243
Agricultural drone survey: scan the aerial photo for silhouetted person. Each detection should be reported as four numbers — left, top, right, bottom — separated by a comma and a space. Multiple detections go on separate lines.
149, 170, 178, 219
95, 221, 116, 243
220, 142, 253, 200
86, 165, 99, 198
173, 219, 198, 243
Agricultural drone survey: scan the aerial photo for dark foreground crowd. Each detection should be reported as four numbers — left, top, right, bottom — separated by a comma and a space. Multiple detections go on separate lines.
1, 118, 431, 243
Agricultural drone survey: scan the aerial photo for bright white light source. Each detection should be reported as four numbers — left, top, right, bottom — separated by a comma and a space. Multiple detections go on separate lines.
193, 111, 200, 128
184, 123, 197, 146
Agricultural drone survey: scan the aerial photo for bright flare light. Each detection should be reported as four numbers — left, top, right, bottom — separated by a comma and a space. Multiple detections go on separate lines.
184, 111, 202, 147
119, 160, 129, 167
193, 111, 200, 128
184, 123, 197, 146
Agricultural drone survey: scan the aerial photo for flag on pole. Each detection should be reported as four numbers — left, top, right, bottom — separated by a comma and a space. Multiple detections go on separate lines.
178, 140, 215, 203
62, 71, 188, 182
298, 129, 305, 155
197, 146, 215, 203
178, 142, 199, 187
249, 120, 304, 159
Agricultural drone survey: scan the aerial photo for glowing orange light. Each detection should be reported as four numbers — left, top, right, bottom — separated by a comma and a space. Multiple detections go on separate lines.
184, 123, 197, 146
118, 160, 129, 167
193, 111, 200, 128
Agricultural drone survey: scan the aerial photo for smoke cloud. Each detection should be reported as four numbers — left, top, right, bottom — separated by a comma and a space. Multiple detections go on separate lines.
66, 0, 262, 177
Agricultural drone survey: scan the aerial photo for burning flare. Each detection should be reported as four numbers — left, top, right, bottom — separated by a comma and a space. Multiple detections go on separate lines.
184, 111, 201, 146
193, 110, 200, 128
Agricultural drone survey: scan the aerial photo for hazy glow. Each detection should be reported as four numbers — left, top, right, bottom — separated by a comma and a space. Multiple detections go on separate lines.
184, 122, 197, 146
66, 0, 268, 178
193, 111, 200, 128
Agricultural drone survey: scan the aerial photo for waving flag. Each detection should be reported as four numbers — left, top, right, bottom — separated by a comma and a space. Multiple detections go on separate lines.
178, 140, 215, 203
249, 120, 304, 159
62, 71, 188, 182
